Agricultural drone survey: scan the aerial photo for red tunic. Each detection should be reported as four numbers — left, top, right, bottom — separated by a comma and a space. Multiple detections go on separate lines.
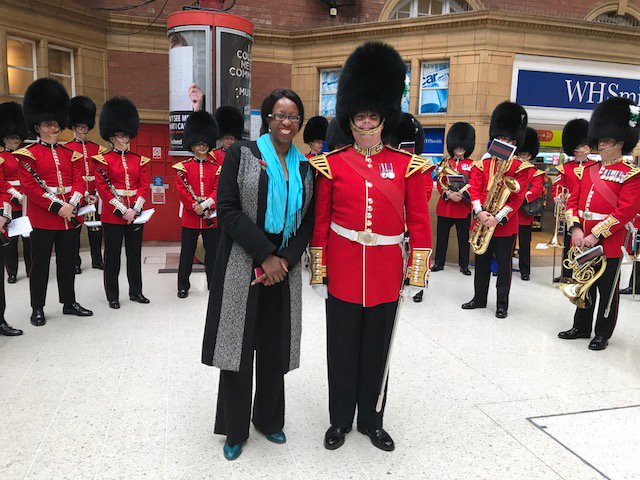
518, 169, 546, 226
565, 159, 640, 258
172, 155, 220, 229
92, 149, 150, 225
0, 150, 25, 212
0, 152, 12, 219
14, 141, 85, 230
468, 156, 534, 237
435, 157, 473, 218
309, 144, 433, 307
554, 158, 598, 199
64, 139, 103, 197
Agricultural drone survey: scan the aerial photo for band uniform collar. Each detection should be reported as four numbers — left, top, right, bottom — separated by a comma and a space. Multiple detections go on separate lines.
353, 142, 383, 157
193, 155, 209, 163
601, 156, 622, 167
38, 138, 57, 148
74, 138, 86, 144
113, 147, 129, 155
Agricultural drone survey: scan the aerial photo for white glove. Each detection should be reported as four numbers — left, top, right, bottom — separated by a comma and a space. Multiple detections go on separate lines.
9, 188, 24, 204
401, 285, 423, 299
312, 284, 328, 299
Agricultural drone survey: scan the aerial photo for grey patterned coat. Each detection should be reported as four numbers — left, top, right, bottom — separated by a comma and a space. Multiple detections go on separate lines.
201, 141, 315, 373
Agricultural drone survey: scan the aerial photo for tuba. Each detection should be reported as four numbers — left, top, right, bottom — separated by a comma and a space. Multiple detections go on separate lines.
558, 245, 607, 308
469, 157, 520, 255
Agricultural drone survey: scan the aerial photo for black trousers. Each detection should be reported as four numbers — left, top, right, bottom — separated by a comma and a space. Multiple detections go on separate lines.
624, 262, 640, 292
103, 223, 144, 301
518, 224, 532, 276
473, 235, 516, 310
4, 210, 31, 277
434, 215, 471, 268
177, 227, 218, 291
560, 231, 572, 279
572, 257, 621, 339
326, 294, 397, 431
214, 282, 285, 447
29, 228, 77, 309
74, 225, 103, 269
0, 247, 5, 318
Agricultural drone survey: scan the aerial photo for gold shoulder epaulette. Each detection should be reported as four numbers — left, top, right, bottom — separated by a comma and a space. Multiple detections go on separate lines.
70, 151, 83, 162
472, 159, 484, 171
308, 154, 332, 180
13, 146, 35, 160
171, 161, 186, 172
515, 161, 535, 173
92, 153, 108, 165
533, 169, 546, 177
421, 163, 436, 174
98, 145, 109, 154
216, 165, 222, 175
140, 155, 151, 166
556, 164, 565, 174
406, 155, 429, 178
625, 166, 640, 182
574, 165, 585, 180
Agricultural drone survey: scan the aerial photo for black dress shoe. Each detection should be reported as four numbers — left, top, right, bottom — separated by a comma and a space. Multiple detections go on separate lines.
109, 300, 120, 309
431, 264, 444, 272
177, 289, 189, 299
589, 336, 609, 350
495, 307, 508, 319
92, 263, 104, 270
0, 320, 23, 336
521, 273, 530, 281
460, 267, 471, 276
74, 266, 82, 274
620, 286, 634, 295
357, 426, 395, 452
7, 274, 17, 284
412, 290, 423, 303
324, 426, 351, 450
30, 309, 46, 326
63, 302, 93, 316
461, 299, 486, 310
129, 293, 150, 304
558, 328, 591, 340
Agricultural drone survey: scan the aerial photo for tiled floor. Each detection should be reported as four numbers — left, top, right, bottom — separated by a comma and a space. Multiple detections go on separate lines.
1, 245, 640, 479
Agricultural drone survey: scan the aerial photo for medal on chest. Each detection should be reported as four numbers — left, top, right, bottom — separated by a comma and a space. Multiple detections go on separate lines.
600, 167, 627, 183
378, 162, 395, 180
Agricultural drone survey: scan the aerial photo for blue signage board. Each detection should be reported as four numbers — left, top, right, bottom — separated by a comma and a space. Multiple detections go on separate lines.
516, 69, 640, 110
423, 127, 445, 154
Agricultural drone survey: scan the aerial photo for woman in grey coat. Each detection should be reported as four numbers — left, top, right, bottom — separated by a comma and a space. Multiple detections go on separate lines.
201, 89, 314, 461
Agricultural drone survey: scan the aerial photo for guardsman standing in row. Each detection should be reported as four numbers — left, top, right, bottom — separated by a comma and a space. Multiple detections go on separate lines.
309, 42, 432, 452
620, 211, 640, 295
0, 102, 31, 283
559, 97, 640, 350
462, 102, 534, 319
15, 78, 93, 326
303, 115, 328, 159
516, 127, 544, 281
173, 111, 220, 299
65, 96, 104, 272
212, 105, 244, 165
432, 122, 475, 276
93, 97, 150, 309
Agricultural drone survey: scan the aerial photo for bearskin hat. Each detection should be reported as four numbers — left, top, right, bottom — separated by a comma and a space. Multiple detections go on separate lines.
69, 96, 97, 130
303, 116, 328, 144
183, 111, 219, 151
336, 42, 406, 139
0, 102, 28, 146
588, 97, 640, 154
389, 113, 425, 154
517, 127, 540, 159
214, 106, 244, 140
489, 101, 528, 147
23, 78, 69, 132
326, 117, 353, 151
99, 97, 139, 142
561, 118, 589, 154
446, 122, 476, 158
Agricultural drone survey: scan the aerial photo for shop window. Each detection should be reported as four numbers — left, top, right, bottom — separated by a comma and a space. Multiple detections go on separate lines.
419, 61, 449, 114
390, 0, 470, 19
6, 36, 37, 97
594, 12, 640, 27
48, 45, 75, 96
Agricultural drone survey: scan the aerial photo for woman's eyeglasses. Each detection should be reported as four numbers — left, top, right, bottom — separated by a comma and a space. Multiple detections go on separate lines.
268, 113, 301, 123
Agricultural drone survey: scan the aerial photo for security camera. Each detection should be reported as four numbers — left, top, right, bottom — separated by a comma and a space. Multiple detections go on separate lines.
329, 2, 337, 17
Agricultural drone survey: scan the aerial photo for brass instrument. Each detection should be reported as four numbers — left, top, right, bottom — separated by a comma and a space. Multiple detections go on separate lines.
558, 245, 607, 309
547, 186, 569, 248
469, 158, 520, 255
437, 160, 460, 191
84, 203, 101, 232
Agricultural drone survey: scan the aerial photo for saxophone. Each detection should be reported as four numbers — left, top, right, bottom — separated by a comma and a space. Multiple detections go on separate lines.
469, 157, 520, 255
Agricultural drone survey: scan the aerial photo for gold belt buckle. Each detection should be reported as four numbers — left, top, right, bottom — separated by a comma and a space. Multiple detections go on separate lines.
357, 231, 378, 246
56, 186, 66, 194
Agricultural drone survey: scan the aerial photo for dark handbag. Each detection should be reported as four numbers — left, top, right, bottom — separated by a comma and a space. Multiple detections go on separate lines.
520, 197, 544, 216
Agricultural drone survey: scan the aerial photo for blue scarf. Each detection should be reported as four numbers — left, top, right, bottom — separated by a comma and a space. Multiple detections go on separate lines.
256, 133, 305, 248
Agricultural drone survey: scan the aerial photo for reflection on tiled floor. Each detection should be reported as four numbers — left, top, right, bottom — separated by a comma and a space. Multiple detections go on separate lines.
1, 246, 640, 479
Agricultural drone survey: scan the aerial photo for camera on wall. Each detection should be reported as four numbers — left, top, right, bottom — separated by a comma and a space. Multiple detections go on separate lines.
329, 3, 338, 17
320, 0, 356, 18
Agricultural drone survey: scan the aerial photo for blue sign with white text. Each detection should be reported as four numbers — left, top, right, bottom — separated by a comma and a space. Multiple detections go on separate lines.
516, 70, 640, 110
423, 128, 445, 154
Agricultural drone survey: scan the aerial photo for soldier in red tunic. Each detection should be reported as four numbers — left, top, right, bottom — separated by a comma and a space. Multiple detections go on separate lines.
0, 102, 31, 283
433, 122, 475, 276
516, 127, 544, 281
14, 78, 93, 326
65, 96, 104, 273
309, 42, 432, 452
173, 111, 219, 299
462, 102, 534, 319
620, 212, 640, 295
211, 105, 244, 166
303, 115, 328, 159
93, 97, 150, 309
559, 97, 640, 350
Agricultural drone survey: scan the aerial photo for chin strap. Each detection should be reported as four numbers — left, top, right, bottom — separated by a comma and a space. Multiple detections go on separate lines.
349, 119, 385, 136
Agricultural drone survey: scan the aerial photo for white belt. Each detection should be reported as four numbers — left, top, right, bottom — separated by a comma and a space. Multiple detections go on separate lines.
115, 189, 137, 197
330, 222, 404, 247
8, 180, 20, 186
579, 210, 608, 221
83, 175, 95, 181
46, 186, 72, 195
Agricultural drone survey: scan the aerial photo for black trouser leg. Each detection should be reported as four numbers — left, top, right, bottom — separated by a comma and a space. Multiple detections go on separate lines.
518, 225, 532, 276
88, 226, 103, 267
215, 369, 253, 447
454, 215, 471, 269
624, 263, 640, 292
5, 234, 18, 277
103, 223, 124, 302
494, 235, 516, 310
54, 229, 77, 305
472, 240, 495, 306
23, 236, 32, 275
561, 232, 572, 279
124, 225, 144, 297
0, 250, 5, 318
28, 229, 55, 309
434, 216, 454, 267
177, 228, 199, 292
573, 258, 620, 338
356, 300, 397, 431
73, 226, 82, 269
202, 228, 219, 290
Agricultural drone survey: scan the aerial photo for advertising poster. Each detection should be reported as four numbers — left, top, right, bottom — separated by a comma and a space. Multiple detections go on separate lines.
420, 62, 449, 114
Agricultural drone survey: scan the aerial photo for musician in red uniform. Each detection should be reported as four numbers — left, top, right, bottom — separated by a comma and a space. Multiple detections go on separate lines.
65, 96, 104, 272
14, 79, 93, 326
433, 122, 475, 276
516, 127, 544, 281
173, 111, 219, 299
212, 105, 244, 166
0, 102, 31, 283
620, 212, 640, 295
462, 102, 533, 319
559, 97, 640, 350
93, 97, 150, 309
303, 116, 328, 159
309, 42, 432, 452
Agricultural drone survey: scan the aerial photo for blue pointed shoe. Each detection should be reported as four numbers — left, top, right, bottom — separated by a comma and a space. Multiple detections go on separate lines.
265, 431, 287, 444
223, 442, 243, 461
